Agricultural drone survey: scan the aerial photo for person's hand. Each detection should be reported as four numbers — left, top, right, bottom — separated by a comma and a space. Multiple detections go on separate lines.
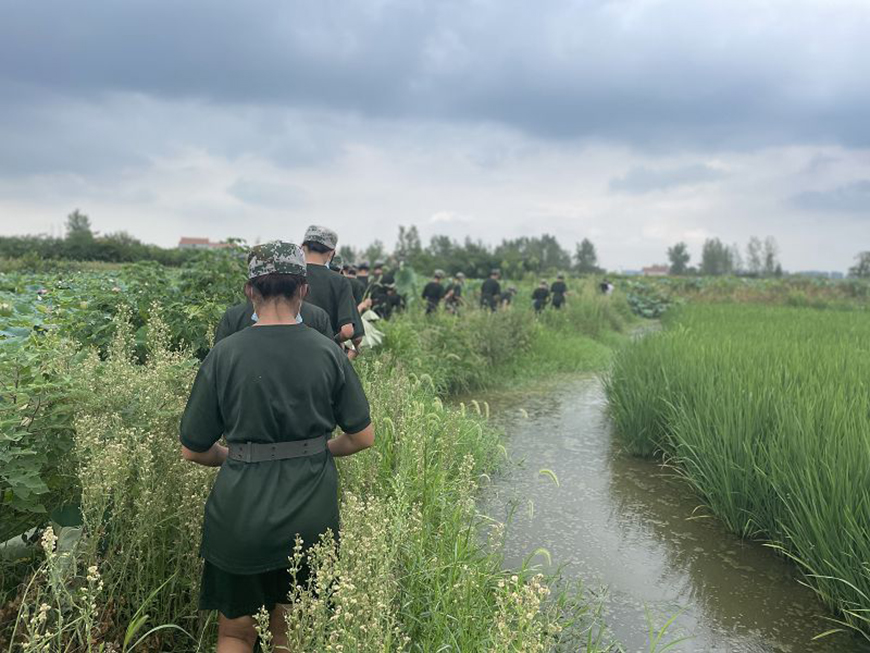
347, 348, 359, 361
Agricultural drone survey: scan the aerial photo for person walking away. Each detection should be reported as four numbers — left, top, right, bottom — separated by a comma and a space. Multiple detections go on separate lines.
480, 269, 502, 312
422, 270, 446, 315
180, 241, 374, 652
346, 266, 366, 306
356, 261, 371, 288
367, 262, 388, 316
301, 226, 364, 356
551, 274, 568, 310
215, 293, 333, 343
500, 286, 517, 308
444, 272, 465, 314
532, 280, 550, 314
383, 283, 406, 319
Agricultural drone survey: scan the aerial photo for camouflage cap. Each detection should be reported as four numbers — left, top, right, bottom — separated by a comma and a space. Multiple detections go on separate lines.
434, 269, 445, 278
303, 225, 338, 250
329, 254, 344, 271
456, 272, 466, 278
358, 260, 370, 270
247, 241, 307, 280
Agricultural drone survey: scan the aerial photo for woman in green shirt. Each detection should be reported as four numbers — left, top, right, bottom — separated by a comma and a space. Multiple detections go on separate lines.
180, 241, 375, 652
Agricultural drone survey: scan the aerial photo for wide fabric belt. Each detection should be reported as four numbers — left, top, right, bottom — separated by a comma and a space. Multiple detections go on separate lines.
227, 435, 328, 463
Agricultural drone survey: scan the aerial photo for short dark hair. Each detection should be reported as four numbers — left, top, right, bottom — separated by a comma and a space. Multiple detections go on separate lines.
302, 240, 333, 254
247, 274, 307, 301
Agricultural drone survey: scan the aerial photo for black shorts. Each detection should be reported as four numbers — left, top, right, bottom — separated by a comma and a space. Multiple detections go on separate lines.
199, 560, 311, 619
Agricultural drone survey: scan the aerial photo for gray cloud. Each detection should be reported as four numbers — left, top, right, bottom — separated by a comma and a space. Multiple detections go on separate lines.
791, 180, 870, 214
610, 164, 725, 194
1, 0, 869, 152
228, 179, 308, 208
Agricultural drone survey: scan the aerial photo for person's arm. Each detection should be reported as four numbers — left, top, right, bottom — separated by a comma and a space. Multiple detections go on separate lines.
328, 423, 374, 457
182, 442, 228, 467
179, 353, 225, 464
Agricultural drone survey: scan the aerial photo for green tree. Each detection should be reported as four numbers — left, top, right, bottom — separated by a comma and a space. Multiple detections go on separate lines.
65, 209, 93, 240
363, 240, 386, 265
849, 251, 870, 278
667, 242, 690, 275
746, 236, 763, 276
64, 209, 95, 260
395, 225, 423, 262
338, 245, 357, 265
700, 238, 734, 276
574, 238, 600, 274
762, 236, 780, 277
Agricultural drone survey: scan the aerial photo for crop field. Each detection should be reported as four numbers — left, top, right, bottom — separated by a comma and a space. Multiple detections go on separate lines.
607, 304, 870, 637
0, 253, 633, 652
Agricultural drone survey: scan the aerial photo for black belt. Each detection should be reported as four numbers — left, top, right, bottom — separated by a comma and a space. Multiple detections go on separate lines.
227, 435, 328, 463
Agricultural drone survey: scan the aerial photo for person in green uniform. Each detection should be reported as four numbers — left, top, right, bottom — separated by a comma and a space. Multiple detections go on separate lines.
422, 270, 446, 314
356, 261, 370, 288
480, 269, 502, 312
532, 280, 550, 314
346, 266, 366, 307
366, 263, 388, 316
301, 225, 365, 355
550, 274, 568, 310
444, 272, 465, 314
214, 296, 333, 344
180, 241, 375, 652
382, 283, 406, 319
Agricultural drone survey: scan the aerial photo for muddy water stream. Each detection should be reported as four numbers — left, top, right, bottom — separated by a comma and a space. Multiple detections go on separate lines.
477, 376, 869, 653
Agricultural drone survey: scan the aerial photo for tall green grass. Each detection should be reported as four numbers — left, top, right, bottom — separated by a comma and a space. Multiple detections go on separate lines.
606, 304, 870, 637
5, 296, 629, 651
381, 282, 632, 393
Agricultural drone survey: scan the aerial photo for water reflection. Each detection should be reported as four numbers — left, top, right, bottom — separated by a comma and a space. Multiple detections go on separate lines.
477, 376, 869, 653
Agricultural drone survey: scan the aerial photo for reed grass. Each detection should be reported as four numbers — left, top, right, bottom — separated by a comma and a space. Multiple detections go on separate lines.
606, 304, 870, 638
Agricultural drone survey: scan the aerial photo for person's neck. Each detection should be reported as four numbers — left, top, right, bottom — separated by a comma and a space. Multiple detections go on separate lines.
305, 251, 332, 266
253, 300, 301, 326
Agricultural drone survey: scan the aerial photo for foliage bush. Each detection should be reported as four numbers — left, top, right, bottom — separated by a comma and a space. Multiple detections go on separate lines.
2, 304, 618, 651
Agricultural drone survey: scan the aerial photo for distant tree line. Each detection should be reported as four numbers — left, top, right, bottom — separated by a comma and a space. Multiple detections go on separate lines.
0, 210, 197, 266
666, 236, 784, 277
338, 225, 603, 278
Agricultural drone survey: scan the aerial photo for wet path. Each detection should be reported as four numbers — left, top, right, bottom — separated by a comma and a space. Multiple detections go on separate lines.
478, 376, 870, 653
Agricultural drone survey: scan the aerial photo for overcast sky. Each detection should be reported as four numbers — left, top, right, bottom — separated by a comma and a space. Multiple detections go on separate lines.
1, 0, 868, 271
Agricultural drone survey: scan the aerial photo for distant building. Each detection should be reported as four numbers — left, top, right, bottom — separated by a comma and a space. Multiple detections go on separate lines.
642, 265, 670, 277
178, 237, 230, 250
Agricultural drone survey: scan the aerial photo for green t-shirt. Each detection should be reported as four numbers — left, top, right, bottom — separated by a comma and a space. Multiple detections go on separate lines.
349, 277, 366, 305
180, 325, 371, 573
214, 301, 334, 343
306, 264, 363, 339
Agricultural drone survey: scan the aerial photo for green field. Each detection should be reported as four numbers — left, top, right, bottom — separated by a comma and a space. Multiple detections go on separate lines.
606, 304, 870, 636
0, 256, 631, 652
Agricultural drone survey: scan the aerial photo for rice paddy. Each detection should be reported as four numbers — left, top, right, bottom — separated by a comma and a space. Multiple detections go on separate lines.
606, 304, 870, 638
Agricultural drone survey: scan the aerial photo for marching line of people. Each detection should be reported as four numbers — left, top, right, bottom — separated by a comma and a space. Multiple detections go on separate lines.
180, 223, 606, 651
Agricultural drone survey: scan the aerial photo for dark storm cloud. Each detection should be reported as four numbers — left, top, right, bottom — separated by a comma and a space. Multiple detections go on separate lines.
2, 0, 870, 151
791, 180, 870, 214
610, 164, 724, 194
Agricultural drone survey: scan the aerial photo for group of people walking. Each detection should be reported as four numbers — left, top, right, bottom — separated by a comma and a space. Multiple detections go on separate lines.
179, 224, 581, 651
421, 268, 571, 315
